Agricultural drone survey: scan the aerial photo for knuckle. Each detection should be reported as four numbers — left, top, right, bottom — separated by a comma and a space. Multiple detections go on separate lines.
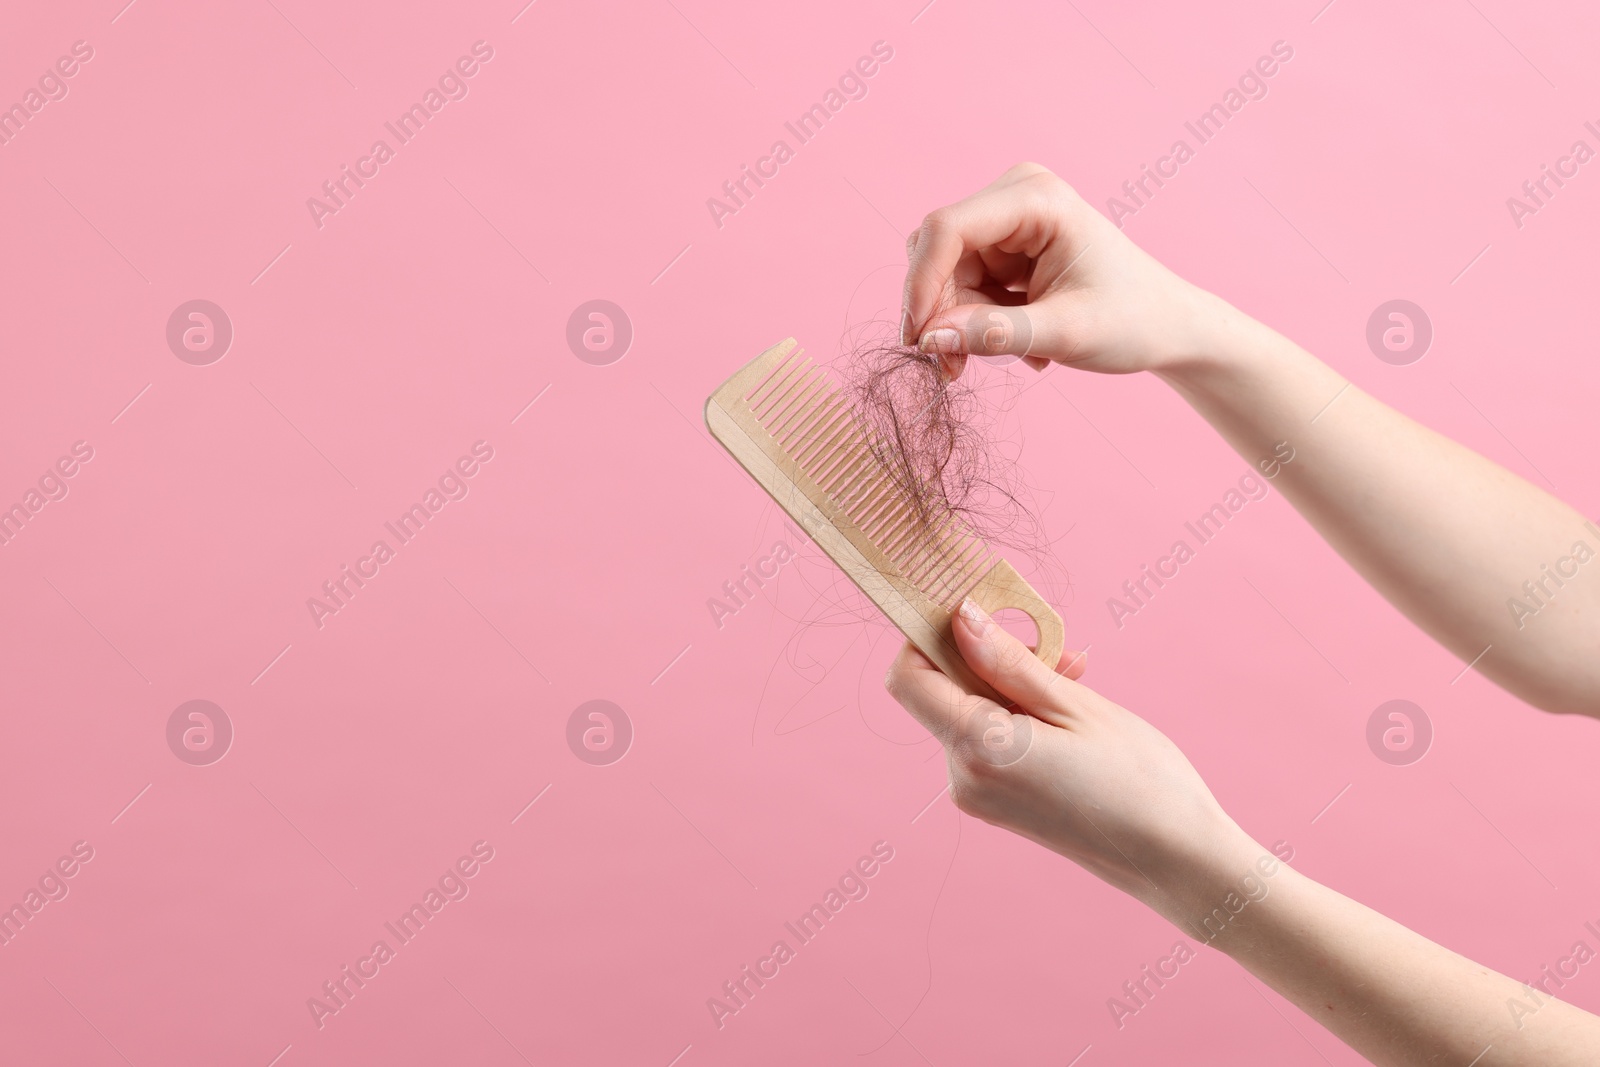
947, 772, 989, 817
948, 763, 1009, 823
948, 704, 1022, 777
1026, 171, 1076, 210
1050, 181, 1085, 217
1030, 178, 1065, 213
921, 207, 954, 236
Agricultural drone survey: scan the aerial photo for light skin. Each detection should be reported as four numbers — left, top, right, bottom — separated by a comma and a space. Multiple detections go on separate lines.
885, 162, 1600, 1065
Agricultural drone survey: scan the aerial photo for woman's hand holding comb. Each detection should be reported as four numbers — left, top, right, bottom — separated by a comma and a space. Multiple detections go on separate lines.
884, 598, 1258, 920
885, 600, 1600, 1066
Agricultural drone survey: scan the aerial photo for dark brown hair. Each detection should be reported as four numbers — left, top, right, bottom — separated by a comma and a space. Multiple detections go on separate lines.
841, 324, 1046, 559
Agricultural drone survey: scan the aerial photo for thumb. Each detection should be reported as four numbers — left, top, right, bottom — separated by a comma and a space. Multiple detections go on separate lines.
952, 597, 1079, 715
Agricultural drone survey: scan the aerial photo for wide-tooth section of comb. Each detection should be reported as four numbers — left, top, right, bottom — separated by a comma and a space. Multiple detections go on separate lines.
742, 348, 994, 612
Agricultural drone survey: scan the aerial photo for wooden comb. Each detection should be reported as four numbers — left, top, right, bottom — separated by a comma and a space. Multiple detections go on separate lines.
704, 337, 1064, 704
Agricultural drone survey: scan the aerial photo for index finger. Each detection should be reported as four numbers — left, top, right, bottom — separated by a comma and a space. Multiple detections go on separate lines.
884, 637, 1090, 745
885, 641, 986, 745
901, 165, 1055, 343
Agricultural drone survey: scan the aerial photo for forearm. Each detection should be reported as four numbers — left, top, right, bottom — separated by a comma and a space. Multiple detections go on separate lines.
1155, 293, 1600, 715
1144, 827, 1600, 1066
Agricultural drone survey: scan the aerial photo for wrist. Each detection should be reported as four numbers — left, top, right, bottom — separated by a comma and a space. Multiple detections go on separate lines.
1136, 816, 1286, 950
1154, 285, 1264, 385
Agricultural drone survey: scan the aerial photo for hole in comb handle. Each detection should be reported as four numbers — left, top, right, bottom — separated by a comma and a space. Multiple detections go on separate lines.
964, 559, 1065, 670
990, 607, 1039, 652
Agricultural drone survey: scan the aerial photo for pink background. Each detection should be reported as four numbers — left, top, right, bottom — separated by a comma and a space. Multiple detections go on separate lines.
2, 0, 1598, 1063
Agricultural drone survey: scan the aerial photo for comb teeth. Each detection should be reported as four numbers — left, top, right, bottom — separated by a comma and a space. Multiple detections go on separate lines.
744, 348, 994, 611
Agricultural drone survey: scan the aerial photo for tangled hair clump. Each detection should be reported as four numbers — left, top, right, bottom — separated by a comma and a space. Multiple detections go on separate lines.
840, 326, 1043, 558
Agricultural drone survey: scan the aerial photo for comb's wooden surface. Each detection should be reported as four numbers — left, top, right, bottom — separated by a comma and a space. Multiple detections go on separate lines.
705, 338, 1064, 704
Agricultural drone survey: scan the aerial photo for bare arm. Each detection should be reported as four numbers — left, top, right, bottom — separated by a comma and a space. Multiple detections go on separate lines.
1159, 302, 1600, 715
903, 162, 1600, 715
886, 601, 1600, 1065
1162, 823, 1600, 1066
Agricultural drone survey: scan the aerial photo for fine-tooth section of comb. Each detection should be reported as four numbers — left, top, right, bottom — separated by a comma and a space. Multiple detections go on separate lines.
743, 346, 993, 611
706, 337, 1064, 704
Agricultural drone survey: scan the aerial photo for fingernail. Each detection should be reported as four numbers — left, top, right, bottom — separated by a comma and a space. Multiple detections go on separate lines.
919, 328, 960, 356
958, 598, 993, 636
900, 307, 913, 346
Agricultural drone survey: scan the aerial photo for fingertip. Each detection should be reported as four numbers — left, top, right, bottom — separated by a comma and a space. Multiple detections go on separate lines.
1057, 648, 1088, 680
